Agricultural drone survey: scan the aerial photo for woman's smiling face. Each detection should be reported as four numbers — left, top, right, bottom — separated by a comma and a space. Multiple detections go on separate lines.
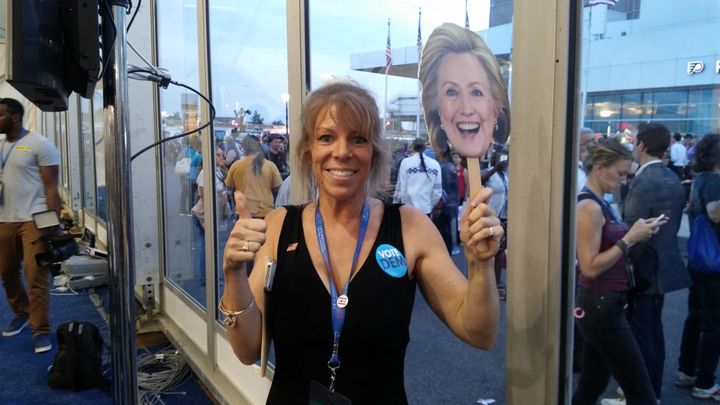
310, 106, 373, 203
436, 52, 497, 158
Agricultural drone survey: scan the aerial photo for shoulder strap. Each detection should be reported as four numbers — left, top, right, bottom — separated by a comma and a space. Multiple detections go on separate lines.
578, 191, 614, 219
276, 205, 306, 257
383, 204, 405, 253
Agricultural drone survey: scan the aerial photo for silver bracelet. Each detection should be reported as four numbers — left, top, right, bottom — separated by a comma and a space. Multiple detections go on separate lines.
218, 295, 255, 328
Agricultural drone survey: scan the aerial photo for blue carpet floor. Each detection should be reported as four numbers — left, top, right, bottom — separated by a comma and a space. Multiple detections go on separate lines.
0, 280, 212, 404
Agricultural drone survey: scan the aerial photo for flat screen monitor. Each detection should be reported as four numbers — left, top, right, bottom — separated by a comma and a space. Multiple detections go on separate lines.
6, 0, 69, 111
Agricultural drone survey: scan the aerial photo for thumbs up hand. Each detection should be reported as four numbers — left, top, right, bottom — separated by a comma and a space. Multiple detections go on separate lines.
223, 191, 267, 270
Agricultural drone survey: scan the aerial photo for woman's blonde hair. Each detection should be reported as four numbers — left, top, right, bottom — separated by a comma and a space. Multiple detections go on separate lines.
583, 137, 632, 173
418, 22, 510, 159
295, 79, 389, 200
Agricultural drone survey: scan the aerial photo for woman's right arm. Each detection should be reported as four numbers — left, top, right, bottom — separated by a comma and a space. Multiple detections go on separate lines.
222, 191, 286, 364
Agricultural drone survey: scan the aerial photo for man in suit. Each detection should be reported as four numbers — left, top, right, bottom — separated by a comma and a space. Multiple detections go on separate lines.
617, 123, 690, 404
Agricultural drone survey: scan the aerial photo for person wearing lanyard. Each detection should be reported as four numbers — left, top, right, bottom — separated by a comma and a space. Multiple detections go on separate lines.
220, 80, 501, 404
572, 138, 665, 405
0, 98, 61, 354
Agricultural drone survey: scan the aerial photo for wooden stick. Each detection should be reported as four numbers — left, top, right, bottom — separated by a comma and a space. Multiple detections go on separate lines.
466, 157, 489, 252
467, 157, 483, 195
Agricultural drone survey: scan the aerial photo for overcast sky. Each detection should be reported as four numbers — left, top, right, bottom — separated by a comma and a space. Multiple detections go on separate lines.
155, 0, 491, 124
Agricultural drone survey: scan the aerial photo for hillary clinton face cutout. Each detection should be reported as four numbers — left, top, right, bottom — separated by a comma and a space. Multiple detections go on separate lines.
419, 22, 510, 160
436, 52, 497, 158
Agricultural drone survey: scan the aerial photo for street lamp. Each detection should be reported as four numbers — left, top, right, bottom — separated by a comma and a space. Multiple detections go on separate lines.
599, 109, 613, 137
281, 93, 290, 136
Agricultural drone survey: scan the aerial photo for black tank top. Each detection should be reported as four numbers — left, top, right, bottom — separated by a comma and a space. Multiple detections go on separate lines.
266, 203, 416, 404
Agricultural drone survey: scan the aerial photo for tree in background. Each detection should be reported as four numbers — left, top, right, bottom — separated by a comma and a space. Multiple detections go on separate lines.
250, 111, 265, 125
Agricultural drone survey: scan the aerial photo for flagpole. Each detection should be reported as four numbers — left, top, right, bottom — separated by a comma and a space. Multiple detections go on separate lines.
385, 18, 390, 129
416, 8, 422, 139
465, 0, 470, 30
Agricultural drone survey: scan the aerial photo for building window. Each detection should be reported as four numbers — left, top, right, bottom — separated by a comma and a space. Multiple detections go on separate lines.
489, 0, 513, 27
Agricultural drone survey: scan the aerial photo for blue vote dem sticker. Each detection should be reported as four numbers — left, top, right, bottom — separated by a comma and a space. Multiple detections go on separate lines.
375, 244, 407, 278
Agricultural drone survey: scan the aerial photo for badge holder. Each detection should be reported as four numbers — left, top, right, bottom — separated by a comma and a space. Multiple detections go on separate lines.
260, 257, 276, 377
309, 380, 352, 405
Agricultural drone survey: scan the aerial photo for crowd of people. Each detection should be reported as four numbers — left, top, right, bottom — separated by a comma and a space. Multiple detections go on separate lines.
172, 127, 289, 289
573, 123, 720, 404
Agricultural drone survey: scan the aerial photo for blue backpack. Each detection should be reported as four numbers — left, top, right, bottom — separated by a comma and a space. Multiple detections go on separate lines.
688, 213, 720, 273
687, 177, 720, 273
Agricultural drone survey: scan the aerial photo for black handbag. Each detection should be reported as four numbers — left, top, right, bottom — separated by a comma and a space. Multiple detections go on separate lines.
627, 241, 658, 293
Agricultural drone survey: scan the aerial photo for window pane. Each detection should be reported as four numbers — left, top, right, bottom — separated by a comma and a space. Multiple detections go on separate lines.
0, 0, 5, 41
576, 3, 720, 403
208, 0, 289, 322
56, 112, 68, 192
310, 1, 508, 403
687, 87, 718, 135
93, 88, 106, 223
157, 0, 205, 307
80, 98, 96, 215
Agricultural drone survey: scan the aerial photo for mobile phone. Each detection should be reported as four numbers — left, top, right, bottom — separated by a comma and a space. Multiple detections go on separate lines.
264, 257, 277, 292
651, 213, 666, 224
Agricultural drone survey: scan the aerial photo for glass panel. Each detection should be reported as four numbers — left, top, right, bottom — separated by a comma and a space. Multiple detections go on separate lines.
80, 98, 96, 215
652, 90, 687, 118
588, 93, 622, 137
0, 0, 5, 41
56, 112, 69, 192
157, 0, 205, 306
309, 1, 508, 403
93, 87, 107, 222
687, 88, 717, 135
208, 0, 289, 322
575, 2, 720, 403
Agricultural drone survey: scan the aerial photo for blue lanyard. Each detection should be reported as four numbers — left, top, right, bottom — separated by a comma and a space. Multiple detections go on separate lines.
1, 129, 27, 171
581, 186, 623, 224
314, 200, 370, 392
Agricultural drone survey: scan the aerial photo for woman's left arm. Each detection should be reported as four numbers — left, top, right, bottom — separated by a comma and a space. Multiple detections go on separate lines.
406, 188, 500, 349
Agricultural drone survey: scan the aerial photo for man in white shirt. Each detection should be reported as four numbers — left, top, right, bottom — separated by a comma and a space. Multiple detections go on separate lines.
0, 98, 61, 354
393, 138, 442, 215
668, 132, 688, 178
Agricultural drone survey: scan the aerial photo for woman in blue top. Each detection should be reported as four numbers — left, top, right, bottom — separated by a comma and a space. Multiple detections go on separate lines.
220, 80, 502, 404
573, 138, 665, 405
676, 132, 720, 401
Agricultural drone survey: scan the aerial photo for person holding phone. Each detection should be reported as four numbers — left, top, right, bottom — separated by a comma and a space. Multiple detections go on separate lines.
0, 98, 61, 354
220, 80, 501, 403
573, 138, 666, 405
607, 123, 689, 404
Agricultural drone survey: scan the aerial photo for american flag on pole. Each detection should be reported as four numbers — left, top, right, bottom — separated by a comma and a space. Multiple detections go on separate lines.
417, 8, 422, 59
587, 0, 617, 6
465, 0, 470, 29
386, 18, 392, 74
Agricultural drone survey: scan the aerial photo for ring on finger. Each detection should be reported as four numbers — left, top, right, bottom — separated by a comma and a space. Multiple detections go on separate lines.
242, 241, 249, 252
